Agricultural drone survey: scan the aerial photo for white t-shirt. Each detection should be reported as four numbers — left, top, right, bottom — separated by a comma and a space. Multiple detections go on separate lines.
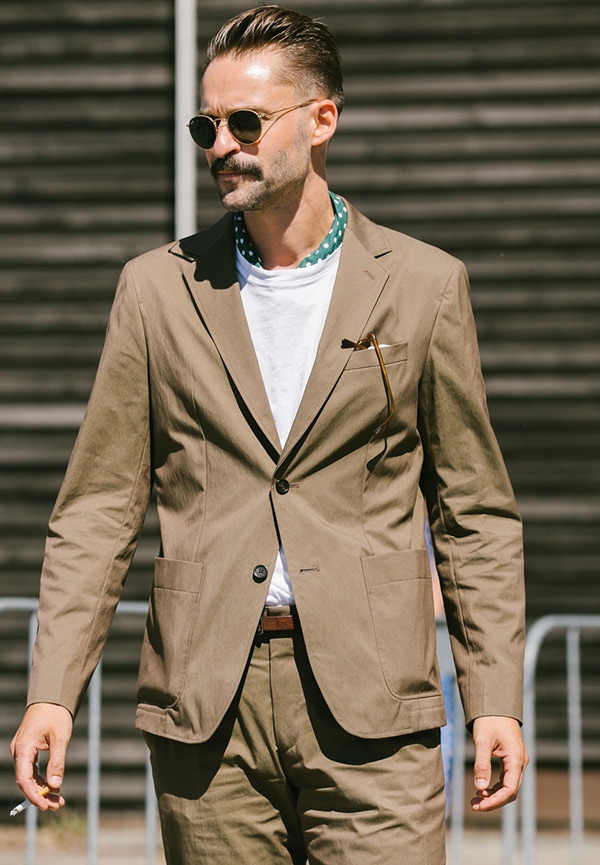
237, 245, 341, 605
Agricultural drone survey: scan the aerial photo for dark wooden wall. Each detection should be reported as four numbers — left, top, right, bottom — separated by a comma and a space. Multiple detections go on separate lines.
0, 0, 174, 599
0, 0, 175, 810
1, 0, 599, 807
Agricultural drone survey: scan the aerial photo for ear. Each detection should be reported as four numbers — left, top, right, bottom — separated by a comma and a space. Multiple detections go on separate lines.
311, 100, 338, 147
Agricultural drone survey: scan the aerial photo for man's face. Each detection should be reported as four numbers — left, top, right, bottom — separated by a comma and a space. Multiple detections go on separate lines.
200, 49, 315, 212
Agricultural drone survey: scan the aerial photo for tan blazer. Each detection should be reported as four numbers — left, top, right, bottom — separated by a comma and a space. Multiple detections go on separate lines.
28, 201, 525, 743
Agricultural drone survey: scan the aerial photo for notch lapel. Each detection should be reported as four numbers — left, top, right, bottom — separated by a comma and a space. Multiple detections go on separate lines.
173, 218, 281, 455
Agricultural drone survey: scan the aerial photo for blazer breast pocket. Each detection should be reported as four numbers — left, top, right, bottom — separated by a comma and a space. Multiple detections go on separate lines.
344, 341, 408, 370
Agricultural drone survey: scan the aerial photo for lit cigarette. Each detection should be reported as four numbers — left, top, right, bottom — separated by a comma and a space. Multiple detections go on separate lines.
9, 785, 51, 817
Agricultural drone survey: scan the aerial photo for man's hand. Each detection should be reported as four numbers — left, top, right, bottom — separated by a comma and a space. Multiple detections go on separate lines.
10, 703, 73, 811
470, 715, 528, 812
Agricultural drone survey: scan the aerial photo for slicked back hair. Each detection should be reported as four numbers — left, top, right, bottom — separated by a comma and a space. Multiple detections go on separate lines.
206, 5, 345, 113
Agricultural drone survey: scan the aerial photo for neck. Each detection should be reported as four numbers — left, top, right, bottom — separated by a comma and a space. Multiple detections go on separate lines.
242, 178, 333, 270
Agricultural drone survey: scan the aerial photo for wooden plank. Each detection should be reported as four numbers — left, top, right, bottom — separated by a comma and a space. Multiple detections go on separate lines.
0, 1, 171, 26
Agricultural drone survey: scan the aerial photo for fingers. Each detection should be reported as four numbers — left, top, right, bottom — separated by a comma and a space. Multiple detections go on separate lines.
10, 703, 73, 812
46, 722, 69, 790
473, 736, 492, 797
470, 715, 529, 813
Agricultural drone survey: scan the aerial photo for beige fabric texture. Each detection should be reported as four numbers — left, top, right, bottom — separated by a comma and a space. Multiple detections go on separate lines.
145, 629, 446, 865
28, 201, 525, 744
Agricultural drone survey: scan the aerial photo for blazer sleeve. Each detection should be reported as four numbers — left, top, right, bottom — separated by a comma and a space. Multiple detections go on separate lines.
27, 262, 152, 717
418, 260, 526, 726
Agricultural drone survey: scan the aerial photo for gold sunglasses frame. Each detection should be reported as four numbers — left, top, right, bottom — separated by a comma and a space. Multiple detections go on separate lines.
188, 99, 319, 149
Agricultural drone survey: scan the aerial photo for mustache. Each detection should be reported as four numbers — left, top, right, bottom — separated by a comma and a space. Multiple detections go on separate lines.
210, 157, 263, 181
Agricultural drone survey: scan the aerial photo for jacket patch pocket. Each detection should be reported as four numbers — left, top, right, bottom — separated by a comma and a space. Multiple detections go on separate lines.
361, 549, 438, 700
137, 557, 205, 709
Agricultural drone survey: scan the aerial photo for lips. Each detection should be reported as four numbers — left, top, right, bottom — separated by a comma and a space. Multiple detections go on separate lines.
218, 170, 243, 181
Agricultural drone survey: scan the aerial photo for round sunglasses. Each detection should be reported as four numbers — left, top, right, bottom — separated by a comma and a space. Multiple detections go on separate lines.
187, 100, 318, 150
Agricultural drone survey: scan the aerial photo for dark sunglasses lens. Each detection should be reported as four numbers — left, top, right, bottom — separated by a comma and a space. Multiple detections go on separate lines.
228, 110, 262, 144
188, 116, 217, 149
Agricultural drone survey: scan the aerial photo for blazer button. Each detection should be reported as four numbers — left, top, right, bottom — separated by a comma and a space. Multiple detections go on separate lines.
252, 564, 269, 583
275, 478, 290, 495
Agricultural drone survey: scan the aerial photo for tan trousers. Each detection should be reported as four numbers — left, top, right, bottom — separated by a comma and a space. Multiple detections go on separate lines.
144, 623, 446, 864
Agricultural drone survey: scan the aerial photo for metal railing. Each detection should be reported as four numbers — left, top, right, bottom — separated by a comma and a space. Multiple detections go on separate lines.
517, 614, 600, 865
0, 598, 159, 865
3, 601, 599, 865
446, 614, 600, 865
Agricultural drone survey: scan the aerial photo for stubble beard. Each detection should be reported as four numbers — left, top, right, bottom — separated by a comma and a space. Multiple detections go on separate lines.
210, 157, 264, 211
210, 141, 311, 213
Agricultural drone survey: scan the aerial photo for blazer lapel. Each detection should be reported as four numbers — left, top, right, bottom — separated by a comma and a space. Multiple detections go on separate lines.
281, 206, 391, 459
170, 204, 392, 462
172, 216, 281, 455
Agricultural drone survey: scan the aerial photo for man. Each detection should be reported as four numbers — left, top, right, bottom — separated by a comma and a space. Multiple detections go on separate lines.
12, 6, 528, 863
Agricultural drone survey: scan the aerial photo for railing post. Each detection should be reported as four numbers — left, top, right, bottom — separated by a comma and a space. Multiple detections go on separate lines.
145, 752, 159, 865
86, 661, 102, 865
521, 665, 538, 864
447, 680, 465, 865
567, 627, 584, 865
501, 800, 518, 865
520, 615, 554, 865
25, 610, 39, 865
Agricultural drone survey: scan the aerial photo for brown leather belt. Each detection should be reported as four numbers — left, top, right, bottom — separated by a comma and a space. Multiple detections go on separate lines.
257, 607, 297, 635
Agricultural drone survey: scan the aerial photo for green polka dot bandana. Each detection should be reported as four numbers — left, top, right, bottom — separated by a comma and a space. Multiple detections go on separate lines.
234, 192, 348, 269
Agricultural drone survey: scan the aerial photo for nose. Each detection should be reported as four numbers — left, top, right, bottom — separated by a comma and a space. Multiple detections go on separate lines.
210, 118, 241, 159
